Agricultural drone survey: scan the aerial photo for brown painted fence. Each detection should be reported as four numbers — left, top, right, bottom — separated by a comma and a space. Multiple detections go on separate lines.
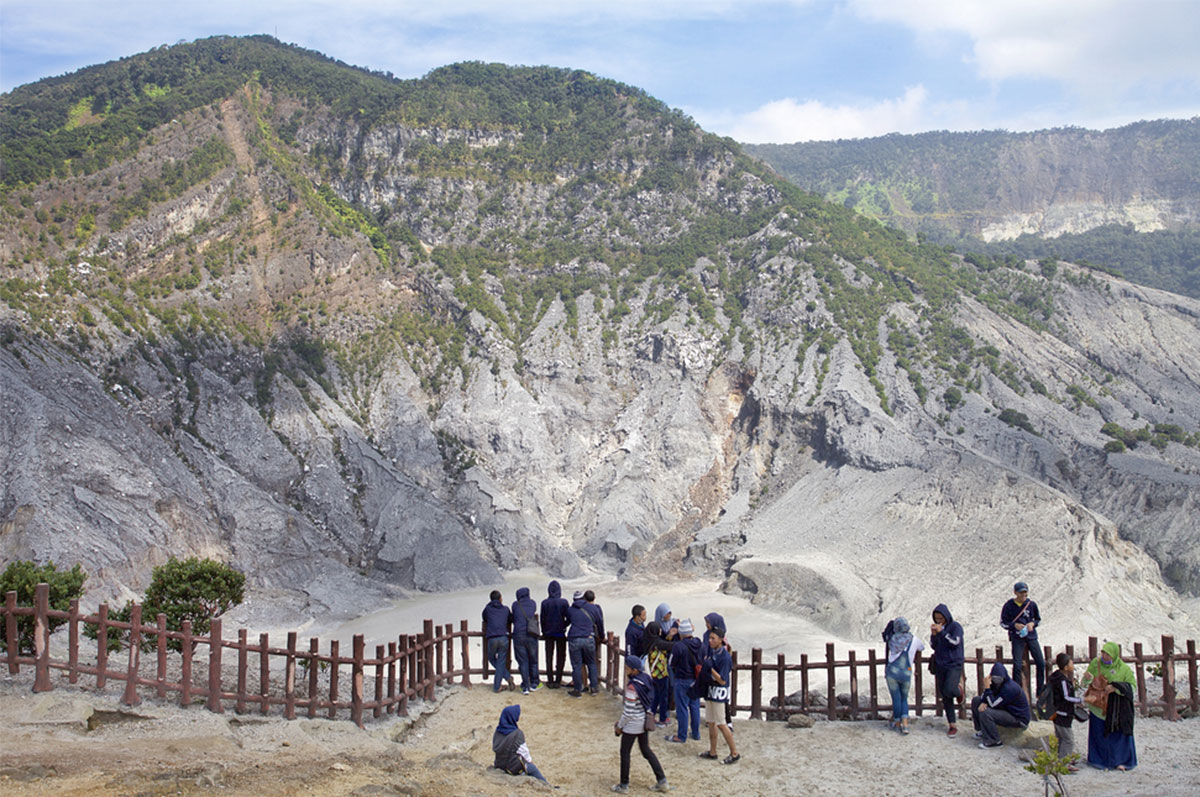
4, 584, 1197, 727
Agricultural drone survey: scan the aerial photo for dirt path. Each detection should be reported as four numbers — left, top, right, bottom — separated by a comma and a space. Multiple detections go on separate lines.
2, 674, 1197, 796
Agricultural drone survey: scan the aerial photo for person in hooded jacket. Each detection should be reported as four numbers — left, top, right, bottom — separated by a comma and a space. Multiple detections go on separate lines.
541, 581, 570, 688
643, 618, 672, 727
666, 619, 703, 743
929, 603, 965, 736
612, 655, 671, 793
492, 705, 548, 783
970, 662, 1031, 748
566, 590, 596, 697
482, 590, 515, 692
511, 587, 541, 694
1048, 652, 1083, 771
626, 605, 647, 657
584, 590, 606, 694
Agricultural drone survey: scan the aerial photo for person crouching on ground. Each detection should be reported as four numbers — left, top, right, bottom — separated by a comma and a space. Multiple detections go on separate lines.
613, 655, 671, 793
492, 705, 549, 783
883, 617, 924, 735
698, 627, 739, 764
971, 662, 1031, 748
1048, 652, 1083, 772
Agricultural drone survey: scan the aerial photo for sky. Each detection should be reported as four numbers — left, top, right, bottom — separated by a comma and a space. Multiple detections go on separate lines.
1, 0, 1198, 143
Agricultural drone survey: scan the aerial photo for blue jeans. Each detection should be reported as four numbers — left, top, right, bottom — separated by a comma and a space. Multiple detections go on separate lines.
674, 678, 700, 740
568, 637, 594, 692
886, 676, 910, 720
651, 676, 670, 721
513, 635, 540, 689
524, 761, 547, 783
1011, 635, 1046, 693
487, 636, 511, 690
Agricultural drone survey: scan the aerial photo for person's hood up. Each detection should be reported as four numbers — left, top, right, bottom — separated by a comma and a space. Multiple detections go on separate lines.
516, 587, 530, 600
548, 581, 561, 599
990, 661, 1009, 682
933, 603, 955, 624
645, 620, 663, 638
497, 705, 521, 735
704, 612, 725, 633
654, 603, 671, 626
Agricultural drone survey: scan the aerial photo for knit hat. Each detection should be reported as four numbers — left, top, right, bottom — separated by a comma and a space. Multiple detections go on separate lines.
573, 590, 584, 601
678, 619, 694, 636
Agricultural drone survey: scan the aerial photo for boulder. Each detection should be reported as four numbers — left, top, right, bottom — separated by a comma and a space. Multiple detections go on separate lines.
995, 720, 1057, 749
787, 713, 816, 729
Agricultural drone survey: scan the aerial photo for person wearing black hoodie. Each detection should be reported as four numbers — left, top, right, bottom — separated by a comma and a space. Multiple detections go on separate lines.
970, 662, 1031, 748
666, 619, 703, 743
566, 590, 596, 698
541, 581, 570, 688
929, 603, 964, 736
511, 587, 541, 694
584, 590, 605, 695
483, 590, 515, 692
626, 605, 647, 657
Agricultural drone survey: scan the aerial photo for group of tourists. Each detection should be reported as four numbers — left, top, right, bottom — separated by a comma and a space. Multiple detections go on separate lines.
485, 582, 740, 792
882, 582, 1138, 773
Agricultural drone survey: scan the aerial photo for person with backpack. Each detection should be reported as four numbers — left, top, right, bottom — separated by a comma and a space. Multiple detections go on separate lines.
643, 617, 672, 728
511, 587, 541, 695
566, 590, 596, 698
492, 705, 549, 783
541, 581, 569, 688
1001, 581, 1046, 694
882, 617, 925, 735
665, 619, 702, 743
611, 655, 671, 793
1046, 652, 1083, 771
929, 603, 965, 737
697, 627, 739, 764
482, 590, 515, 692
970, 662, 1031, 749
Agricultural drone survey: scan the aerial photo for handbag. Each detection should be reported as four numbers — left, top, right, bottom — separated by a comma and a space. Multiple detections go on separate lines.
1083, 672, 1108, 712
643, 712, 657, 732
518, 603, 540, 639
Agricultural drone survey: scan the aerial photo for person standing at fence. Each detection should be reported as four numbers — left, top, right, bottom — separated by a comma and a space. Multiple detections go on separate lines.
626, 605, 647, 657
584, 590, 606, 695
1080, 641, 1138, 771
566, 590, 596, 698
702, 613, 734, 729
698, 627, 739, 764
666, 619, 702, 743
492, 705, 550, 784
612, 655, 671, 793
883, 617, 924, 735
541, 580, 570, 689
970, 662, 1030, 748
512, 587, 541, 695
644, 617, 673, 727
1000, 581, 1046, 694
929, 603, 964, 737
1048, 652, 1083, 772
483, 590, 516, 693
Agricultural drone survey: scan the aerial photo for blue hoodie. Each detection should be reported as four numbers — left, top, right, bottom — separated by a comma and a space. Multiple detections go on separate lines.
482, 598, 512, 639
669, 635, 704, 681
584, 600, 605, 643
930, 603, 964, 668
567, 596, 594, 639
511, 587, 539, 640
541, 581, 569, 638
983, 662, 1031, 724
625, 617, 645, 656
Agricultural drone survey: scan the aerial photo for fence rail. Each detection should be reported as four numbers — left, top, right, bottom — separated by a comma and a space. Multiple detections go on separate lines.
4, 585, 1196, 727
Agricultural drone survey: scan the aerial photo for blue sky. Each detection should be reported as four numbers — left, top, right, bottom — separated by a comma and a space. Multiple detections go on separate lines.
2, 0, 1198, 143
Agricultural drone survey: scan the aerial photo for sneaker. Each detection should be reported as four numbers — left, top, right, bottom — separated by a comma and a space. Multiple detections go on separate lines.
947, 726, 958, 738
611, 785, 629, 794
974, 731, 984, 739
522, 688, 531, 695
532, 683, 544, 691
652, 779, 672, 793
590, 688, 599, 695
567, 690, 582, 698
978, 740, 1002, 749
547, 682, 560, 689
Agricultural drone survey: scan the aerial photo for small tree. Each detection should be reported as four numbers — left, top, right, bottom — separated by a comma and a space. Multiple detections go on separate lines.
0, 560, 87, 654
144, 557, 245, 651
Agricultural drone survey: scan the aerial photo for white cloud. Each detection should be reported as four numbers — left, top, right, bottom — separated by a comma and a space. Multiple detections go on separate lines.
701, 85, 932, 143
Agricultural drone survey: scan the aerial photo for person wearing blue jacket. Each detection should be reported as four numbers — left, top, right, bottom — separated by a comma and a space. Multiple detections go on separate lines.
1000, 581, 1046, 694
541, 581, 569, 688
583, 590, 605, 695
566, 590, 595, 698
971, 661, 1031, 748
929, 603, 965, 737
666, 619, 703, 743
482, 590, 515, 692
626, 605, 647, 657
511, 587, 541, 694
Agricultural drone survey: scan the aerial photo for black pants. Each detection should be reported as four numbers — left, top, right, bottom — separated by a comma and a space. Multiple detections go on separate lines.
544, 637, 567, 684
935, 664, 963, 724
619, 731, 665, 786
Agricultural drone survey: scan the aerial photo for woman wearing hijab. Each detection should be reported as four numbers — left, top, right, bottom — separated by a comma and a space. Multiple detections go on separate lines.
1080, 642, 1138, 771
883, 617, 924, 735
613, 655, 671, 793
646, 603, 676, 726
491, 705, 549, 783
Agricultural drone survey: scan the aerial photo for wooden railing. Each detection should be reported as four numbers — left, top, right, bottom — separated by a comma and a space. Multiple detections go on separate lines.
5, 584, 1196, 727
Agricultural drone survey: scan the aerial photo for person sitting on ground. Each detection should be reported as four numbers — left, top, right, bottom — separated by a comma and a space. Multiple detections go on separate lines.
643, 617, 672, 728
1080, 641, 1138, 771
492, 705, 549, 783
482, 590, 515, 693
883, 616, 925, 735
511, 586, 541, 694
626, 604, 647, 657
929, 603, 965, 737
698, 627, 739, 765
1048, 652, 1083, 772
612, 655, 671, 793
541, 580, 570, 689
584, 590, 606, 694
1000, 581, 1046, 694
566, 590, 596, 698
971, 662, 1031, 749
666, 619, 703, 743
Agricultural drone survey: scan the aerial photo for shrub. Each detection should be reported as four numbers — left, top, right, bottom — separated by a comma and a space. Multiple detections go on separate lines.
942, 386, 962, 411
0, 561, 87, 654
1104, 439, 1126, 454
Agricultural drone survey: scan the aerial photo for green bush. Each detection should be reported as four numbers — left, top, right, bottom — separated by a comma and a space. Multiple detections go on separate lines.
0, 560, 87, 654
1104, 439, 1126, 454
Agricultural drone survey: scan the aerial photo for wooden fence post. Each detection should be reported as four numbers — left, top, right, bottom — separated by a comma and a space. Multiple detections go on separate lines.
848, 650, 859, 720
1088, 637, 1098, 663
284, 631, 297, 720
1133, 642, 1148, 717
328, 639, 340, 720
156, 614, 168, 699
800, 653, 809, 710
387, 641, 397, 715
825, 643, 836, 720
236, 629, 248, 714
258, 632, 269, 715
914, 650, 924, 716
776, 653, 786, 718
435, 625, 445, 685
351, 634, 365, 728
444, 625, 455, 686
207, 618, 223, 713
975, 647, 986, 698
1188, 640, 1199, 714
460, 620, 470, 687
5, 591, 17, 674
121, 602, 142, 706
68, 598, 80, 684
375, 644, 385, 719
730, 650, 739, 715
750, 648, 763, 720
96, 603, 109, 689
868, 650, 879, 719
33, 583, 52, 692
424, 619, 435, 701
181, 620, 193, 707
309, 637, 320, 719
1162, 635, 1177, 721
398, 636, 409, 716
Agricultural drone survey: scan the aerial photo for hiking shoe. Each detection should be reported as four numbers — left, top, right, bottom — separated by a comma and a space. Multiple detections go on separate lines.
567, 690, 582, 698
978, 740, 1002, 749
652, 779, 672, 792
947, 726, 957, 738
611, 785, 629, 793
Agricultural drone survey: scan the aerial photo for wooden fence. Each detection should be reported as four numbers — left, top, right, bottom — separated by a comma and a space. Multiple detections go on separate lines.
4, 584, 1196, 727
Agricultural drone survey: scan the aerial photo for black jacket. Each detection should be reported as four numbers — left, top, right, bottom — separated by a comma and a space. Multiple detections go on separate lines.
1105, 681, 1136, 736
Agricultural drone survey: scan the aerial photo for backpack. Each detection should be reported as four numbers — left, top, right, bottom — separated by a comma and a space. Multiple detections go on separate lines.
1035, 681, 1054, 720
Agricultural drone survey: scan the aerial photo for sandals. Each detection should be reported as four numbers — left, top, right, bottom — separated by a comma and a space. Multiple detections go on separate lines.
665, 735, 687, 744
698, 751, 719, 760
722, 754, 740, 765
